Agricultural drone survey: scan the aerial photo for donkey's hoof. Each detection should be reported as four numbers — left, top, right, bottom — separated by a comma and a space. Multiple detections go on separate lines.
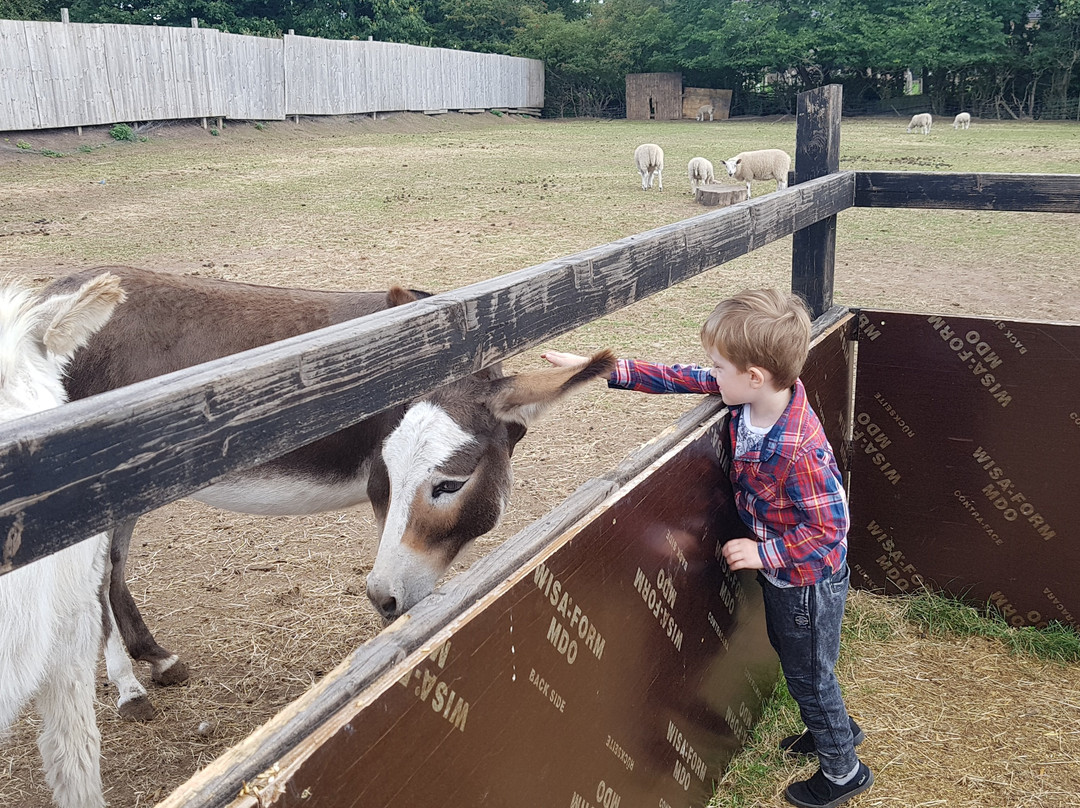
118, 695, 160, 722
152, 656, 191, 686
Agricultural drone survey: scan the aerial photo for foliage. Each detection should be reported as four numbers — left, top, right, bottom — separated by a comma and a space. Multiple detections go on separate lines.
109, 123, 136, 141
5, 0, 1078, 117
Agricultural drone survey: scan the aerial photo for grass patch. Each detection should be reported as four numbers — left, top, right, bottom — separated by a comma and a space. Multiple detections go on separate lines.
903, 590, 1080, 662
711, 588, 1080, 807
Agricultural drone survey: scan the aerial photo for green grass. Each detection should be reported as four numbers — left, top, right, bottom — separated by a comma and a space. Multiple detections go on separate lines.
905, 591, 1080, 662
711, 589, 1080, 806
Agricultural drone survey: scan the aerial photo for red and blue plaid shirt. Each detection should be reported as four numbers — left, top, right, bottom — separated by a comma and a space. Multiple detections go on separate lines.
610, 359, 848, 586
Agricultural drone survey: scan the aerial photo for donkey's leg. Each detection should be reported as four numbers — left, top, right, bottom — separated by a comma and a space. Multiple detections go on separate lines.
37, 579, 105, 808
110, 519, 191, 686
100, 569, 157, 721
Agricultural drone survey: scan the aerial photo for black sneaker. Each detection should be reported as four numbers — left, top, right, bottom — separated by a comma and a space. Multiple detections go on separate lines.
784, 762, 873, 808
780, 718, 865, 757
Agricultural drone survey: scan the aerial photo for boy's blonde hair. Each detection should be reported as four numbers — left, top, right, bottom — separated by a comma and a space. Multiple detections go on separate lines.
699, 288, 811, 389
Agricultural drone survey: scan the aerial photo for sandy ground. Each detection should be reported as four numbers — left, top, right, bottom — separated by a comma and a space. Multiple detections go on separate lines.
1, 113, 1077, 807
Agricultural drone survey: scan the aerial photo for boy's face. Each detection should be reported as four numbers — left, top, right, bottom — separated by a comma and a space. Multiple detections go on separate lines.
706, 347, 760, 406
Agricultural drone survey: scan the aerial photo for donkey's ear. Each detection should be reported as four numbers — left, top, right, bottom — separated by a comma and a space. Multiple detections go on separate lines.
37, 273, 125, 359
487, 349, 616, 427
386, 286, 420, 307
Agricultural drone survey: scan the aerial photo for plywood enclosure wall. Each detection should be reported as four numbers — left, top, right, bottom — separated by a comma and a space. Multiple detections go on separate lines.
848, 311, 1079, 631
682, 88, 733, 120
626, 72, 683, 120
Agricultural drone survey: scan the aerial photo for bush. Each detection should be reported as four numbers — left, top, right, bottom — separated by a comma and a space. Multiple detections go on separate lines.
109, 124, 136, 142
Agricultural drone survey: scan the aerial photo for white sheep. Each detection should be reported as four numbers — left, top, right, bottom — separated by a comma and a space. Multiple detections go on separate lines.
0, 272, 125, 808
634, 143, 664, 191
907, 112, 932, 134
687, 157, 715, 195
696, 104, 714, 122
722, 149, 791, 199
953, 112, 971, 130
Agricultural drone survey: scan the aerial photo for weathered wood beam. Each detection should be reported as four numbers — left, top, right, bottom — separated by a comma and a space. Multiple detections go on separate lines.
792, 84, 843, 319
853, 171, 1080, 212
158, 310, 854, 808
0, 174, 855, 572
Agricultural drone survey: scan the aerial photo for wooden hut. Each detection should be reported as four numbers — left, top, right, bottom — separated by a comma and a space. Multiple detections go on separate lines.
625, 73, 682, 120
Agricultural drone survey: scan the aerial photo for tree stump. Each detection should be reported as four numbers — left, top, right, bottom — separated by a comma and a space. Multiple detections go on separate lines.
696, 184, 747, 207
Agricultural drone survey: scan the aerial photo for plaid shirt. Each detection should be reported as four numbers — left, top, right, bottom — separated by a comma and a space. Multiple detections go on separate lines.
610, 359, 848, 586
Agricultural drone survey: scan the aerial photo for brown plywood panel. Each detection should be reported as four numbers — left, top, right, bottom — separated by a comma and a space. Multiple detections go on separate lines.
229, 414, 779, 808
801, 313, 855, 483
848, 311, 1080, 629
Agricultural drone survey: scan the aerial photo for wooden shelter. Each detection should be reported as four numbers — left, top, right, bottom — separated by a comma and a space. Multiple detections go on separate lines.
683, 87, 733, 120
625, 72, 682, 120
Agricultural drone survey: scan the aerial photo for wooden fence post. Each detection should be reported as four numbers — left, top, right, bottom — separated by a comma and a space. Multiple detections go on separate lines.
791, 84, 842, 318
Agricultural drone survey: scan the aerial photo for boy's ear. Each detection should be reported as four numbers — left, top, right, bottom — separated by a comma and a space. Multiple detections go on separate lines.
747, 366, 769, 388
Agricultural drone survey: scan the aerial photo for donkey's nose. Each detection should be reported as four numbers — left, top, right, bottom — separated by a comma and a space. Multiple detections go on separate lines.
366, 577, 401, 621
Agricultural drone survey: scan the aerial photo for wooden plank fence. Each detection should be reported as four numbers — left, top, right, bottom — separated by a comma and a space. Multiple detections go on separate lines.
0, 19, 541, 131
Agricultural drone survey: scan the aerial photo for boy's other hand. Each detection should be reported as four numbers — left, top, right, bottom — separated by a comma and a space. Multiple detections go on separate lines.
541, 350, 590, 367
722, 538, 764, 571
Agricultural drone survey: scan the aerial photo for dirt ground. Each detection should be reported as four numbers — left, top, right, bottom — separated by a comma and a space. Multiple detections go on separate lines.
1, 113, 1078, 808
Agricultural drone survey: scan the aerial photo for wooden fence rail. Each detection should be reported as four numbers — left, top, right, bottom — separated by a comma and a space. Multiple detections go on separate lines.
0, 170, 854, 573
0, 19, 543, 131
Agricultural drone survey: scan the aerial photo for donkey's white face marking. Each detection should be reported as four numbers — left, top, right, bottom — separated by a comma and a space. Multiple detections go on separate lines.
367, 401, 476, 615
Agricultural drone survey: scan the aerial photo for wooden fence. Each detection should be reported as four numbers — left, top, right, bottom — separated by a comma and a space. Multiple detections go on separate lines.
1, 86, 1079, 806
0, 19, 543, 131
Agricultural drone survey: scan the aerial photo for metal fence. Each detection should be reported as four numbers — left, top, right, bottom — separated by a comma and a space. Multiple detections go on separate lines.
0, 19, 544, 131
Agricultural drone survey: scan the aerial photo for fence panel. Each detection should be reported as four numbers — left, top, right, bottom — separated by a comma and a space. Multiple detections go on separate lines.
221, 31, 284, 121
848, 312, 1080, 630
1, 20, 541, 131
0, 21, 34, 128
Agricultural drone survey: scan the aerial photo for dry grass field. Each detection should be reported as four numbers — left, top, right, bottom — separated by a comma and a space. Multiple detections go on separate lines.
1, 111, 1078, 807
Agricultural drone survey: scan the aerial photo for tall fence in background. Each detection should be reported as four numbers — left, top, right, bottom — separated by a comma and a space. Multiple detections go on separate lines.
0, 19, 544, 132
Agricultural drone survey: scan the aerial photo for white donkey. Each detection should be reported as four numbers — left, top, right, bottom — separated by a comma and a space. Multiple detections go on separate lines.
0, 273, 125, 808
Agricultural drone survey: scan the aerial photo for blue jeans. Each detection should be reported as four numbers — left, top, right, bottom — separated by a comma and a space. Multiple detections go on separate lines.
760, 565, 858, 778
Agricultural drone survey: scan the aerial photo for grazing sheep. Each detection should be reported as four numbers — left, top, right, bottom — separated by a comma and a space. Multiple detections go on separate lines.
722, 149, 791, 199
687, 157, 715, 195
634, 143, 664, 191
953, 112, 971, 129
0, 272, 125, 808
696, 104, 714, 122
907, 112, 933, 134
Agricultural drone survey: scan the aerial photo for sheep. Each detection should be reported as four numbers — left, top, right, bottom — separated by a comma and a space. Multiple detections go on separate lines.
634, 143, 664, 191
696, 104, 714, 122
953, 112, 971, 130
687, 157, 715, 196
722, 149, 791, 199
0, 272, 125, 808
907, 112, 932, 134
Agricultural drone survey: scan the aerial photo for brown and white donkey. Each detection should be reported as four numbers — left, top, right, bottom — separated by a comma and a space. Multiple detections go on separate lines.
46, 266, 614, 719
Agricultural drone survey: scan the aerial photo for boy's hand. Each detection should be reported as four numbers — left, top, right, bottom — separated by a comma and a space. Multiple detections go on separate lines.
541, 350, 590, 368
722, 538, 764, 571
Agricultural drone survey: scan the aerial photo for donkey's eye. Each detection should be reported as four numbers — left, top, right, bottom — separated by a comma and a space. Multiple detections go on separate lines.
432, 479, 466, 499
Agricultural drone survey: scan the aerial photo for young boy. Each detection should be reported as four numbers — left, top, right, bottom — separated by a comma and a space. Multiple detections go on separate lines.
543, 288, 873, 808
